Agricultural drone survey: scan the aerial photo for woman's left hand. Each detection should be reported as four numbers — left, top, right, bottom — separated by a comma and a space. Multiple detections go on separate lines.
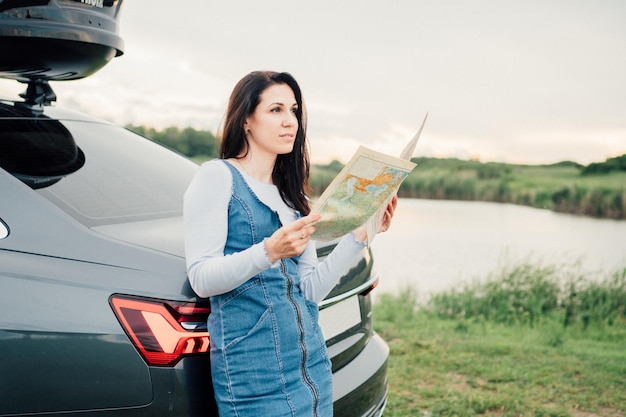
378, 194, 398, 233
353, 194, 398, 242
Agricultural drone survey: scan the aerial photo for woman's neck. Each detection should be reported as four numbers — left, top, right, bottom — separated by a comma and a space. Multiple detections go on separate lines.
233, 153, 275, 184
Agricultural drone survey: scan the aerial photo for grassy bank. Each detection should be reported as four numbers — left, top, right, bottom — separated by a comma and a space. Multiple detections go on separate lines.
311, 158, 626, 219
373, 262, 626, 417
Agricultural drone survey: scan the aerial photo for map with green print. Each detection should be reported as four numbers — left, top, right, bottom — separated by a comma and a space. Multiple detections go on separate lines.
311, 114, 427, 242
311, 146, 416, 242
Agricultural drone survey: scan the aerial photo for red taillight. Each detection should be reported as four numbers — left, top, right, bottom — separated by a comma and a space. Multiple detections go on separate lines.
109, 294, 210, 367
359, 280, 379, 297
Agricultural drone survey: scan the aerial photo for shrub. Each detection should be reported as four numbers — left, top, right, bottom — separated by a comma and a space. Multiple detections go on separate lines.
425, 260, 626, 330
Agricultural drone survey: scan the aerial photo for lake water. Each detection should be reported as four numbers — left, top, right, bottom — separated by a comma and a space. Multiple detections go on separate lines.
370, 199, 626, 300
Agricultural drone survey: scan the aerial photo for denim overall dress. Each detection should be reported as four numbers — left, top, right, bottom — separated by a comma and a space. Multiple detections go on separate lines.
207, 161, 333, 417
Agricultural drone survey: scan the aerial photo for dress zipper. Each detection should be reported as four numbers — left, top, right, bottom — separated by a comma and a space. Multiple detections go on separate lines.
282, 261, 320, 417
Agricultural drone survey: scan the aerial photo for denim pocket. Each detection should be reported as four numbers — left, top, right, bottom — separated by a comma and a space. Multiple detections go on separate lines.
304, 299, 320, 323
218, 280, 268, 348
223, 307, 284, 399
223, 306, 271, 351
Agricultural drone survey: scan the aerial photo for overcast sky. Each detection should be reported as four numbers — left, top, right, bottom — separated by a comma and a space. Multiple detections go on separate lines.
2, 0, 625, 164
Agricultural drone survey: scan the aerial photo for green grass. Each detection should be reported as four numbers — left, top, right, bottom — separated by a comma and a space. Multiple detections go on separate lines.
373, 262, 626, 417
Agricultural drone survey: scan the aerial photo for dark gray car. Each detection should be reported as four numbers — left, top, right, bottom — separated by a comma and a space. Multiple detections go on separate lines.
0, 0, 389, 414
0, 93, 389, 417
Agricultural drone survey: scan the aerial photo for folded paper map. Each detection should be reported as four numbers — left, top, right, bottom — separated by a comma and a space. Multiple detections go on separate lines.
311, 113, 428, 242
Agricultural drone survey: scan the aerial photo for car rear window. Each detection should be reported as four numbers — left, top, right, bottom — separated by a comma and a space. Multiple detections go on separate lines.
1, 115, 198, 226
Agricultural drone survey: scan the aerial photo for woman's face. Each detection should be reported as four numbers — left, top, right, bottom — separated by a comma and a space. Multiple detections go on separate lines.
244, 83, 298, 158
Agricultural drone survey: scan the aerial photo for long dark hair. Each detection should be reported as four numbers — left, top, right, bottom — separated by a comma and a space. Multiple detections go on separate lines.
219, 71, 311, 215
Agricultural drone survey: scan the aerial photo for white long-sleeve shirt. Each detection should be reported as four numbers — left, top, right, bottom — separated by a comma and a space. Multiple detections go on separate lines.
184, 159, 367, 304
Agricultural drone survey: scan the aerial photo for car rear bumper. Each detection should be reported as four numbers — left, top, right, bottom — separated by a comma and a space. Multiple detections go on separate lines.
332, 332, 389, 417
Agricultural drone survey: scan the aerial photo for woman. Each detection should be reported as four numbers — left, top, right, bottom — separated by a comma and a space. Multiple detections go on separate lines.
184, 70, 396, 417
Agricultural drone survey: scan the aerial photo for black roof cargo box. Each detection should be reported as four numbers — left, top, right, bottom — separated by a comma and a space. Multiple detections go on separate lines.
0, 0, 125, 82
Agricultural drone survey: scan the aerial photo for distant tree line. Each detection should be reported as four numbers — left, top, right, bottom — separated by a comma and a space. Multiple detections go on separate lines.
581, 154, 626, 175
128, 124, 625, 219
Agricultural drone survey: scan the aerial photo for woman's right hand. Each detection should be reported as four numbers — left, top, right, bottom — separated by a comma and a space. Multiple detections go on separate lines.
264, 213, 321, 263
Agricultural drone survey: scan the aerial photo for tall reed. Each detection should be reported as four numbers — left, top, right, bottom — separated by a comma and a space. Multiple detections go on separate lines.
425, 260, 626, 330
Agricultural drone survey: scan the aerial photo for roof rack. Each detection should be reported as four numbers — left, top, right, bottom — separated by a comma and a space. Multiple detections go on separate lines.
13, 79, 56, 114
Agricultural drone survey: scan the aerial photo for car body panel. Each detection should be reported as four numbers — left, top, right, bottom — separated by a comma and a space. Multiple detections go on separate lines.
0, 101, 388, 416
1, 1, 389, 412
92, 217, 186, 257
